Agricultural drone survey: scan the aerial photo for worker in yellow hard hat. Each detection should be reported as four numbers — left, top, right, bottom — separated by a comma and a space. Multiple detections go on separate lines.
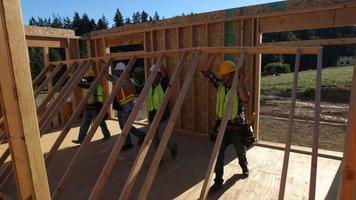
72, 69, 111, 144
201, 54, 255, 193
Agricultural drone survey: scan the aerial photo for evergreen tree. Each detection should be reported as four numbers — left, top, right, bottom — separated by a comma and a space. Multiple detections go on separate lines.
132, 11, 141, 24
90, 19, 97, 32
153, 11, 159, 20
63, 17, 72, 29
51, 14, 63, 28
125, 17, 132, 24
141, 11, 149, 22
72, 12, 81, 35
29, 17, 37, 25
149, 16, 153, 21
97, 15, 109, 30
113, 8, 124, 27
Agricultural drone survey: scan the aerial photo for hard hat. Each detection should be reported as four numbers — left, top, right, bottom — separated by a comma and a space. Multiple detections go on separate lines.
84, 69, 95, 77
115, 62, 126, 71
149, 64, 160, 72
217, 60, 238, 76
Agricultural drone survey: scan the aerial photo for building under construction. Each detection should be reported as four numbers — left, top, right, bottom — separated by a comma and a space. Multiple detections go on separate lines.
0, 0, 356, 199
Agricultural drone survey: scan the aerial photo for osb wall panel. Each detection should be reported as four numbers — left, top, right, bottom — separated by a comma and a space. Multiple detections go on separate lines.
178, 26, 195, 132
287, 0, 356, 9
192, 25, 209, 134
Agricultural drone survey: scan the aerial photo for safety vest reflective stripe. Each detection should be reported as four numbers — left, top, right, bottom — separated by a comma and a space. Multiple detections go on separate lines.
81, 85, 104, 104
216, 84, 239, 120
118, 88, 135, 105
147, 83, 165, 111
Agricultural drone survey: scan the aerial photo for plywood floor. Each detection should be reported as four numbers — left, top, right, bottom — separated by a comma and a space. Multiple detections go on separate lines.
0, 120, 341, 200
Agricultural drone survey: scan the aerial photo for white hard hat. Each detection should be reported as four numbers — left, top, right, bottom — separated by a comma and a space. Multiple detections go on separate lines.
149, 64, 160, 72
115, 62, 126, 71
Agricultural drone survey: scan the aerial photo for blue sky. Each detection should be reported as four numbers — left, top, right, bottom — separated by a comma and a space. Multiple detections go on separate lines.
21, 0, 282, 26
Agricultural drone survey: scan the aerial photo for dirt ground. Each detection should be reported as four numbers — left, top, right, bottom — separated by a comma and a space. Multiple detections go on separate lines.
259, 95, 348, 152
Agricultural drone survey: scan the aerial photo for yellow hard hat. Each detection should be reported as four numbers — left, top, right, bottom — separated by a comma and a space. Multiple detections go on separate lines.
217, 60, 237, 76
84, 69, 95, 77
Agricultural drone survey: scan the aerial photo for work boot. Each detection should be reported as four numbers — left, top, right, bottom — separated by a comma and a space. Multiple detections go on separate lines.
171, 148, 178, 159
122, 143, 133, 151
242, 167, 249, 177
72, 140, 82, 144
209, 181, 223, 194
101, 136, 111, 142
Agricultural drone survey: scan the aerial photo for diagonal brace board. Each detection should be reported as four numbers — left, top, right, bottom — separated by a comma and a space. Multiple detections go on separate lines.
136, 50, 201, 200
117, 52, 189, 200
37, 62, 79, 114
44, 59, 112, 166
34, 63, 64, 98
308, 48, 323, 200
51, 57, 138, 200
88, 53, 166, 200
199, 51, 245, 200
32, 64, 54, 87
39, 61, 91, 133
278, 48, 301, 200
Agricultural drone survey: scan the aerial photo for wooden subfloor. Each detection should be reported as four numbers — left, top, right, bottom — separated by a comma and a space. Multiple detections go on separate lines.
0, 120, 341, 200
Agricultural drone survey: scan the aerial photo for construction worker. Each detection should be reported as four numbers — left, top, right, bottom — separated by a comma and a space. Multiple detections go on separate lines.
72, 69, 111, 144
147, 64, 178, 159
106, 62, 145, 151
202, 55, 251, 192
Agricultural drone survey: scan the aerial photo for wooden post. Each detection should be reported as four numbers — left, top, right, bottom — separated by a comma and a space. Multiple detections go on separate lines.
136, 50, 201, 200
52, 57, 138, 200
45, 59, 112, 165
338, 53, 356, 199
278, 49, 301, 200
89, 55, 165, 200
0, 0, 51, 199
308, 47, 323, 200
254, 18, 262, 141
199, 52, 245, 200
43, 47, 53, 92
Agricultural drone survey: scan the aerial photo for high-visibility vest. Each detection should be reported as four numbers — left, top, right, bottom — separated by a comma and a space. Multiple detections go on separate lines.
147, 83, 165, 111
117, 82, 135, 106
216, 84, 239, 120
81, 85, 104, 104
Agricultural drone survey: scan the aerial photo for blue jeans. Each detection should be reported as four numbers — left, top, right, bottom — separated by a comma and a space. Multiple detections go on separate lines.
117, 110, 145, 146
152, 118, 177, 152
77, 108, 111, 142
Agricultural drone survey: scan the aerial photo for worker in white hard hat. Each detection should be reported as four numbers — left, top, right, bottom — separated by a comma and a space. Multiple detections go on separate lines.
202, 54, 254, 193
147, 64, 178, 160
72, 69, 111, 144
105, 62, 145, 151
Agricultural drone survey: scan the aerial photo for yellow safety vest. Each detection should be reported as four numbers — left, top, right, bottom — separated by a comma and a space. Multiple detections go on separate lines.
216, 84, 239, 120
147, 83, 165, 111
81, 85, 104, 104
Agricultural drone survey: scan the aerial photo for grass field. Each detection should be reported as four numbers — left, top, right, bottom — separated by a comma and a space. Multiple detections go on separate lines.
262, 65, 354, 91
261, 66, 354, 102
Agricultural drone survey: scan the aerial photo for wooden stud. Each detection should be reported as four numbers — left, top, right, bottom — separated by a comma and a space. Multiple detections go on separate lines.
338, 52, 356, 199
89, 54, 165, 200
278, 49, 301, 200
199, 52, 245, 200
51, 57, 138, 200
240, 20, 244, 47
308, 48, 323, 200
0, 0, 51, 198
254, 18, 262, 141
136, 51, 200, 199
117, 52, 188, 200
44, 59, 113, 166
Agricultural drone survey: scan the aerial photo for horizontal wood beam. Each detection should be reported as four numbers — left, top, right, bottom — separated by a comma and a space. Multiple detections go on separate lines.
261, 37, 356, 46
105, 32, 144, 47
49, 46, 321, 65
26, 38, 68, 48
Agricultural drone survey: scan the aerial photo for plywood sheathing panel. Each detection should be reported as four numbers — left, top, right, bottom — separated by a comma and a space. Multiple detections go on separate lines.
192, 25, 209, 134
287, 0, 356, 10
25, 25, 76, 38
207, 23, 224, 132
178, 26, 195, 132
105, 32, 144, 47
